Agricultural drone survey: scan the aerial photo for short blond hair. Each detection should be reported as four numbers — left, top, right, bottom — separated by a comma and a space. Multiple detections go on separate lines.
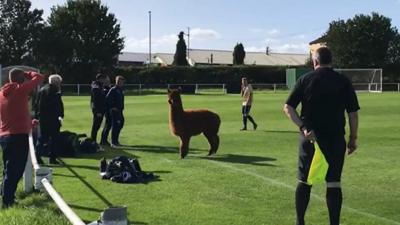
48, 74, 62, 84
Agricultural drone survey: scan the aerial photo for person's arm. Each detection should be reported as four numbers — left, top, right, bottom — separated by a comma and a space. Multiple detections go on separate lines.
347, 111, 358, 155
59, 94, 64, 118
92, 87, 104, 115
283, 104, 316, 141
283, 76, 316, 141
283, 104, 303, 128
19, 71, 44, 94
33, 90, 42, 119
344, 78, 360, 155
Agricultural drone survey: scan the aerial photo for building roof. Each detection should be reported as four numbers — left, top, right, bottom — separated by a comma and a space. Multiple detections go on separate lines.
118, 49, 309, 66
309, 35, 327, 45
154, 53, 174, 66
119, 52, 153, 63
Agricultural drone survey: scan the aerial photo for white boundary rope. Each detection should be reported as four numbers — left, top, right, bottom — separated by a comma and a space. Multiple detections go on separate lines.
24, 131, 86, 225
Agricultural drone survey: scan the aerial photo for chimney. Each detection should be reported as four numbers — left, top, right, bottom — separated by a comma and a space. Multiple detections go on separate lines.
210, 54, 214, 64
266, 46, 270, 55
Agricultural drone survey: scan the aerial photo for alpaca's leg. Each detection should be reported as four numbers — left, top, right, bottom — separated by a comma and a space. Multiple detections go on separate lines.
204, 133, 219, 156
213, 135, 220, 154
179, 136, 190, 159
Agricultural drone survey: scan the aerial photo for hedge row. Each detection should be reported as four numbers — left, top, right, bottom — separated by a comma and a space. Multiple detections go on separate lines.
112, 65, 303, 93
113, 65, 300, 84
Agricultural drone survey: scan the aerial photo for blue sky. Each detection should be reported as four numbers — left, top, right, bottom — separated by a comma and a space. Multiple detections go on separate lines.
30, 0, 400, 54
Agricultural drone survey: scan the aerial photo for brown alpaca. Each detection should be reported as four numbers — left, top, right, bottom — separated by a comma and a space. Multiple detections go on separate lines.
167, 88, 221, 159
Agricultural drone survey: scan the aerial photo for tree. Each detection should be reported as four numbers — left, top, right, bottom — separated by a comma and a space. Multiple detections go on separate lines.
0, 0, 44, 66
233, 43, 245, 65
172, 31, 188, 66
325, 12, 397, 68
386, 31, 400, 65
44, 0, 124, 83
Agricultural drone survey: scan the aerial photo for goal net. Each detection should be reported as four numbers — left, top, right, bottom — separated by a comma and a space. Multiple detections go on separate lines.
195, 84, 226, 94
334, 68, 382, 93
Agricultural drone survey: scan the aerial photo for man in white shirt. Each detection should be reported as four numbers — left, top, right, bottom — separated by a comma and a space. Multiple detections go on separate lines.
240, 77, 257, 131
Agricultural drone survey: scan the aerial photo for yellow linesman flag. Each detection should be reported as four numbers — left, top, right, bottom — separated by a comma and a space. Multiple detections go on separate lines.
307, 142, 329, 185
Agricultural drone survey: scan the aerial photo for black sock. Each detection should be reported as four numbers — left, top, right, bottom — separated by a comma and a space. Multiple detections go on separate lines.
242, 116, 247, 128
296, 182, 312, 225
326, 188, 342, 225
247, 115, 256, 126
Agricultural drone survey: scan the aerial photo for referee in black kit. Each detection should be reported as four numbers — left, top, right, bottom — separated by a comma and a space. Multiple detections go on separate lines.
283, 47, 360, 225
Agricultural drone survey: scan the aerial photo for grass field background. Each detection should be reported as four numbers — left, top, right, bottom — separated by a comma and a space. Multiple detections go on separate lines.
0, 92, 399, 225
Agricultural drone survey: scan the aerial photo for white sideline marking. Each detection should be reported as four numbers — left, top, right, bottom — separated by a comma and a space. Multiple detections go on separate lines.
206, 160, 400, 225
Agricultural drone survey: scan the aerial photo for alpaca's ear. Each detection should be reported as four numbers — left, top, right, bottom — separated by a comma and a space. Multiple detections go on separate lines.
177, 86, 182, 93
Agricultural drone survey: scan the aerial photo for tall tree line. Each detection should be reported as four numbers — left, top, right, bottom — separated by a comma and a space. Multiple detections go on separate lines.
0, 0, 124, 83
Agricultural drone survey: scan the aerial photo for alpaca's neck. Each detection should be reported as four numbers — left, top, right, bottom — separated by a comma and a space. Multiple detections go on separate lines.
170, 103, 184, 121
169, 102, 185, 134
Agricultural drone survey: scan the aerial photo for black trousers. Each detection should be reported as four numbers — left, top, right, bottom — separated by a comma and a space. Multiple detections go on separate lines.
111, 110, 124, 145
0, 134, 29, 207
91, 112, 104, 142
298, 134, 346, 183
38, 121, 61, 160
101, 110, 112, 143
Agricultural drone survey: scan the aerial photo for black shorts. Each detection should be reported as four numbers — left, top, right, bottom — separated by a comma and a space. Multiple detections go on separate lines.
298, 134, 346, 183
242, 105, 252, 115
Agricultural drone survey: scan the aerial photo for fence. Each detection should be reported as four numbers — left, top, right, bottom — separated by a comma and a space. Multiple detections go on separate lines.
24, 132, 86, 225
61, 83, 400, 96
23, 132, 128, 225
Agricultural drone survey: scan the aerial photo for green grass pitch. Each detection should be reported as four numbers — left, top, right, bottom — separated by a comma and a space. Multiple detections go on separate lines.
0, 92, 399, 225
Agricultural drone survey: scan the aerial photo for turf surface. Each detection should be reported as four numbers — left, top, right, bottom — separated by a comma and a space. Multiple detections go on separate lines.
0, 92, 399, 225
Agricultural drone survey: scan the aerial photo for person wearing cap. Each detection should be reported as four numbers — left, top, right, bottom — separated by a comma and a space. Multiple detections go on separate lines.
106, 76, 125, 147
0, 68, 44, 208
35, 74, 64, 164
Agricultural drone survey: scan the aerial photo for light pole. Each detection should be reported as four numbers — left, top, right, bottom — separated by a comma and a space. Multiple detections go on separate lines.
186, 27, 190, 59
148, 11, 152, 66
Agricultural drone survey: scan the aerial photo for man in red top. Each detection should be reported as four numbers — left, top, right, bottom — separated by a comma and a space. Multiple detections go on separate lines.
0, 68, 43, 208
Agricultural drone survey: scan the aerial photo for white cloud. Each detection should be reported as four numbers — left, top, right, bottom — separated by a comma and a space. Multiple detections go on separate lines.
249, 28, 265, 33
272, 43, 309, 54
291, 34, 307, 40
267, 29, 280, 36
190, 28, 221, 41
124, 28, 220, 52
245, 46, 266, 52
124, 34, 177, 52
264, 38, 280, 44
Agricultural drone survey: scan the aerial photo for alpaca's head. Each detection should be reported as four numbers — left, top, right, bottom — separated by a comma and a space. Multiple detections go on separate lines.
167, 88, 182, 106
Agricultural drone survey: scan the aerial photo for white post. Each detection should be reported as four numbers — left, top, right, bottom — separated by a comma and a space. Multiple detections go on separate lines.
23, 151, 33, 193
77, 84, 80, 96
42, 179, 86, 225
139, 84, 142, 95
398, 83, 400, 92
222, 84, 226, 94
273, 84, 276, 93
195, 84, 199, 94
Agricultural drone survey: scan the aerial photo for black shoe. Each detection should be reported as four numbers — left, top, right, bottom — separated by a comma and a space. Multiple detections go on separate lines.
240, 128, 247, 131
100, 158, 107, 173
253, 123, 258, 130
